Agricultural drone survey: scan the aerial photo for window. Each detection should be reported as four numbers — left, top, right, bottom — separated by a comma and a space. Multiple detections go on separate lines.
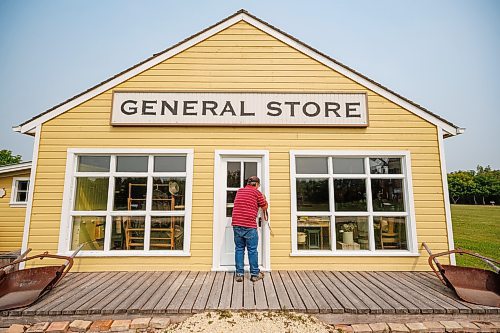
10, 177, 30, 206
62, 149, 193, 256
291, 151, 416, 255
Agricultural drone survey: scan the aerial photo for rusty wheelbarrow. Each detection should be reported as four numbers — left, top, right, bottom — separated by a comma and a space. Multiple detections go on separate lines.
0, 245, 82, 311
423, 242, 500, 307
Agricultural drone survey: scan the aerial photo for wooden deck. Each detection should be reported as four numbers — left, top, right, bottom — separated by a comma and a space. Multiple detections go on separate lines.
2, 271, 499, 318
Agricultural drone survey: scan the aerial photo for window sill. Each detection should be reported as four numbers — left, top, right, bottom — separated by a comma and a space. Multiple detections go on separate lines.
9, 202, 27, 208
290, 250, 420, 257
59, 250, 191, 257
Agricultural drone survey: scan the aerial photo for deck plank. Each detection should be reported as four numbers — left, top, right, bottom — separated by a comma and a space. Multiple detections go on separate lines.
296, 271, 331, 314
335, 272, 383, 314
349, 272, 402, 314
115, 272, 162, 314
192, 271, 216, 313
102, 272, 150, 314
167, 271, 198, 314
314, 271, 357, 313
279, 271, 306, 311
254, 277, 268, 311
141, 271, 179, 314
262, 273, 280, 310
363, 272, 420, 314
324, 271, 369, 314
70, 272, 129, 315
153, 271, 189, 314
206, 272, 224, 310
218, 272, 234, 309
243, 274, 255, 310
289, 271, 319, 313
44, 272, 111, 316
270, 271, 292, 310
305, 271, 343, 314
129, 271, 173, 314
180, 272, 208, 314
230, 274, 243, 311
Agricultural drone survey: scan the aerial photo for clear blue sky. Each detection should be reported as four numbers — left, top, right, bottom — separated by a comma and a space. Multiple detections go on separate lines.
0, 0, 498, 171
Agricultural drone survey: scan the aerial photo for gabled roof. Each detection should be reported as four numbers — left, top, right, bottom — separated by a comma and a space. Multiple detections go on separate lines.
0, 161, 32, 175
13, 9, 463, 137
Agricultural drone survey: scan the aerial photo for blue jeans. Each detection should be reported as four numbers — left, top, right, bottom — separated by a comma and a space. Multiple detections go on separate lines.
233, 226, 259, 276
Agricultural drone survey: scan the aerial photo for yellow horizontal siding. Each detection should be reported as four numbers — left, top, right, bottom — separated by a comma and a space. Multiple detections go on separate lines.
26, 21, 450, 271
0, 170, 30, 251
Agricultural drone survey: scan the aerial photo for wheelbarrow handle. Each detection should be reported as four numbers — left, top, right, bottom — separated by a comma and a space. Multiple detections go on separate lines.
422, 242, 447, 285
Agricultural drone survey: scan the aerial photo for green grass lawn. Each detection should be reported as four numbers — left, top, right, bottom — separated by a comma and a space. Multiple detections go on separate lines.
451, 204, 500, 269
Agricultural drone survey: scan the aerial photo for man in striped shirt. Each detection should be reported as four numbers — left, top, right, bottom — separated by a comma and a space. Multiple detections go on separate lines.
232, 175, 268, 282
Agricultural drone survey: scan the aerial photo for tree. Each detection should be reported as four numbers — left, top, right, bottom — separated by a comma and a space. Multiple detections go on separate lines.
448, 171, 476, 204
0, 150, 22, 166
448, 166, 500, 205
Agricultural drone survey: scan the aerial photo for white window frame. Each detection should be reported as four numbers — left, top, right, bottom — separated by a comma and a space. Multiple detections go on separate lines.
58, 148, 194, 257
10, 177, 30, 207
290, 150, 418, 257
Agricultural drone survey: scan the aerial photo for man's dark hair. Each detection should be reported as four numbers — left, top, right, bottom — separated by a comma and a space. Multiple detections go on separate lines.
247, 176, 260, 186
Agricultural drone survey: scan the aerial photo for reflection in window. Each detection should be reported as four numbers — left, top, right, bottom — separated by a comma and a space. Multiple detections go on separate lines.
154, 156, 186, 172
296, 157, 328, 174
297, 216, 330, 250
112, 216, 145, 250
227, 162, 241, 188
296, 178, 329, 211
151, 178, 186, 211
371, 179, 405, 212
334, 179, 367, 211
370, 158, 402, 174
335, 217, 369, 250
114, 177, 147, 210
71, 216, 105, 250
74, 178, 108, 211
374, 217, 407, 250
78, 156, 110, 172
333, 158, 364, 174
244, 162, 257, 185
226, 190, 237, 217
150, 216, 184, 250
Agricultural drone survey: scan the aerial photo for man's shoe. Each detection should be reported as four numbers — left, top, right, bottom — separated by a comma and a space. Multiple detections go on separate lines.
250, 272, 264, 282
235, 275, 244, 282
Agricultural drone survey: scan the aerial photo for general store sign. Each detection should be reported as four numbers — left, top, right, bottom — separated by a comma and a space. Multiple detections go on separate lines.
111, 92, 368, 126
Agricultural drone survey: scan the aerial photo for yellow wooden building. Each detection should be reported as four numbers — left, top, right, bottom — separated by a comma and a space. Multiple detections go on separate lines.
13, 10, 462, 272
0, 162, 32, 252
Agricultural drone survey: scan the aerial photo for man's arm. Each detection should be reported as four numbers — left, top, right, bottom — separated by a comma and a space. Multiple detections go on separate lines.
257, 191, 268, 210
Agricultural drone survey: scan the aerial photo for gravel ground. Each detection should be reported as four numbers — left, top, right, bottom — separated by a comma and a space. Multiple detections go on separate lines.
165, 310, 336, 333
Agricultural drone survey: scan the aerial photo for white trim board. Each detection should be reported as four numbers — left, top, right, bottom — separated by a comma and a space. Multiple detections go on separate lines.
14, 10, 461, 136
0, 162, 32, 175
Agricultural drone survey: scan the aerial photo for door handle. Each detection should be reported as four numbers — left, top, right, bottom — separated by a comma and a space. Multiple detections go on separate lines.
258, 217, 262, 227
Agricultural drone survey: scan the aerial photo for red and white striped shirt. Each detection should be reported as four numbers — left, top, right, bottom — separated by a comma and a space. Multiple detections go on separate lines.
231, 185, 268, 229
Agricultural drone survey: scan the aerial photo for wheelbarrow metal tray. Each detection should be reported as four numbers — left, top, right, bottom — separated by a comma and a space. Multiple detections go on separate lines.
0, 266, 64, 310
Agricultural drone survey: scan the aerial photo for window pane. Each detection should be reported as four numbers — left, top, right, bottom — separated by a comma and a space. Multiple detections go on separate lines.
71, 216, 105, 250
374, 217, 407, 250
227, 162, 241, 188
226, 190, 237, 217
114, 177, 147, 210
116, 156, 148, 172
297, 216, 330, 250
335, 216, 369, 250
78, 156, 110, 172
333, 158, 364, 174
334, 179, 367, 211
244, 162, 257, 185
296, 178, 329, 211
370, 158, 402, 174
154, 156, 186, 172
296, 157, 328, 174
74, 177, 109, 211
151, 177, 186, 211
111, 216, 145, 250
16, 192, 27, 202
371, 179, 405, 212
17, 180, 29, 191
150, 216, 184, 250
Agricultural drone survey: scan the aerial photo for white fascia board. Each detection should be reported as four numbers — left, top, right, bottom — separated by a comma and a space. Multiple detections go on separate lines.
0, 162, 32, 175
15, 12, 459, 136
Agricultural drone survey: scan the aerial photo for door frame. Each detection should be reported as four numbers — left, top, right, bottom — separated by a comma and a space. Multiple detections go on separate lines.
212, 150, 271, 271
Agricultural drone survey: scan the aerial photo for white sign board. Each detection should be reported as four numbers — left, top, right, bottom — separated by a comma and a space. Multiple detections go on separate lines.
111, 92, 368, 126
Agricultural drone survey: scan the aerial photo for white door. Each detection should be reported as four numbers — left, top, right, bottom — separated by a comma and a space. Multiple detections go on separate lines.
219, 157, 264, 267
